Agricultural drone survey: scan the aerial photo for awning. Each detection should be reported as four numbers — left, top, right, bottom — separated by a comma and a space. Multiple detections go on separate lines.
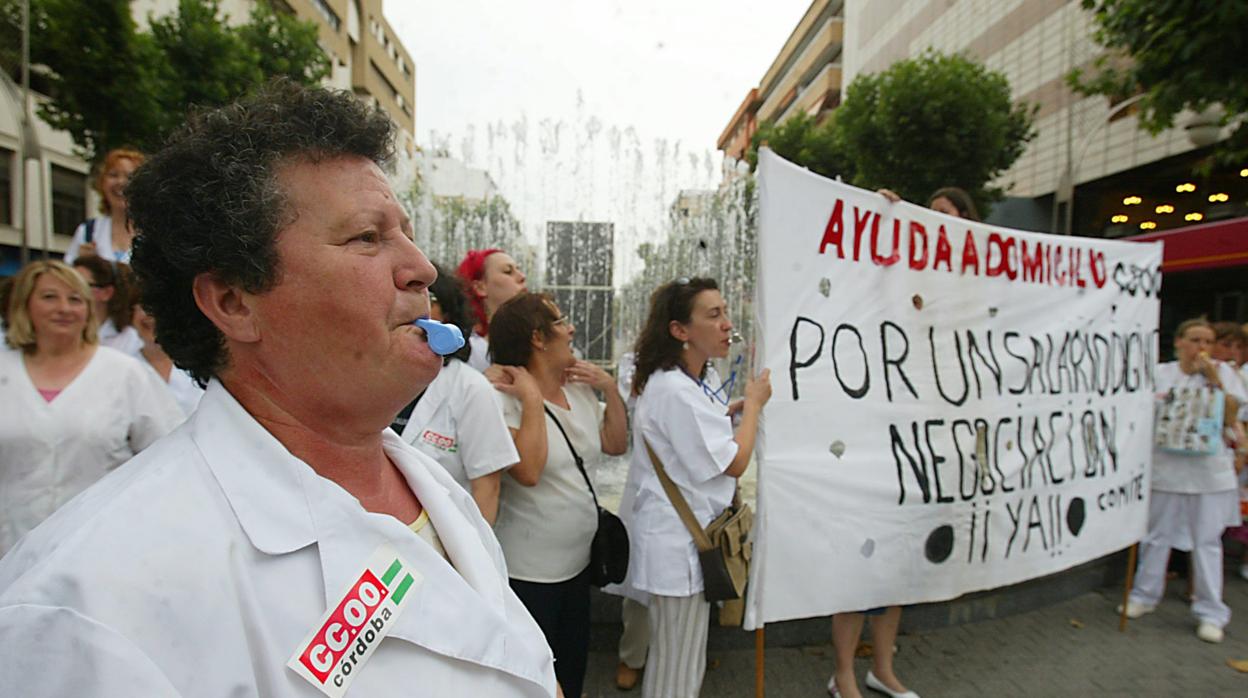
1125, 216, 1248, 273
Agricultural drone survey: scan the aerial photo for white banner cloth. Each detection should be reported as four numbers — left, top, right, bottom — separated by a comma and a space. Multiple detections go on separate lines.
744, 149, 1163, 628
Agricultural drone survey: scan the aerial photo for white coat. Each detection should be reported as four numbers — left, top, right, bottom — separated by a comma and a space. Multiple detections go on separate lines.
64, 216, 130, 264
0, 381, 557, 697
399, 358, 518, 491
620, 367, 738, 597
467, 332, 490, 373
0, 345, 182, 555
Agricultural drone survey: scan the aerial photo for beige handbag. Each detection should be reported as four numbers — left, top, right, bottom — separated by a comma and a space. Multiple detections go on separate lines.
644, 439, 753, 623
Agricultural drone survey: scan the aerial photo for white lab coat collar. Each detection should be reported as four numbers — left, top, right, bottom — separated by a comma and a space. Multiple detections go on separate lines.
191, 381, 544, 687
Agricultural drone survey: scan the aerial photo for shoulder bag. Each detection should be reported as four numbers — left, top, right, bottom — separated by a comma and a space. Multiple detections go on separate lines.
643, 438, 752, 604
544, 405, 629, 587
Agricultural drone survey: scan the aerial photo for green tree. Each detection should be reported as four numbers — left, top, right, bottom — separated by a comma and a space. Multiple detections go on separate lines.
1071, 0, 1248, 166
748, 51, 1035, 216
833, 51, 1035, 215
746, 112, 851, 181
1, 0, 328, 163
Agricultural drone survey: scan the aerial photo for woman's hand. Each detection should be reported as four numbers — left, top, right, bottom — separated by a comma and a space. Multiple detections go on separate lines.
488, 365, 542, 405
744, 368, 772, 409
1197, 352, 1223, 388
877, 188, 901, 203
564, 359, 615, 393
78, 241, 98, 258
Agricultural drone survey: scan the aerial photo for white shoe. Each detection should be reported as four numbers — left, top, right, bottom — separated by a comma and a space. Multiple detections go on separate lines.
1117, 600, 1155, 619
1239, 563, 1248, 581
826, 675, 841, 697
1196, 622, 1224, 643
865, 670, 920, 698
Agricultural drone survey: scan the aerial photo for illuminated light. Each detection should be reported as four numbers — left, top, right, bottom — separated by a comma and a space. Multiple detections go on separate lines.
1240, 168, 1247, 177
1111, 214, 1129, 223
1139, 221, 1157, 230
1185, 212, 1204, 222
1208, 193, 1229, 202
1155, 204, 1174, 214
1122, 196, 1142, 205
1175, 183, 1197, 193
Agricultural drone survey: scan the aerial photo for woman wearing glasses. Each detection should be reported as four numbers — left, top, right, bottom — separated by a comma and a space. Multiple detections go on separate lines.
621, 277, 771, 698
486, 292, 629, 698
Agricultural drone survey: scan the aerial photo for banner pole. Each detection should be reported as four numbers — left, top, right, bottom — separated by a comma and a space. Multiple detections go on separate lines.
755, 627, 765, 698
1118, 543, 1137, 632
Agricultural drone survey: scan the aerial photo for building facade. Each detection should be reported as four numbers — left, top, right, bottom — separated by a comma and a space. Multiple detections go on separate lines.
1, 0, 416, 268
717, 0, 845, 161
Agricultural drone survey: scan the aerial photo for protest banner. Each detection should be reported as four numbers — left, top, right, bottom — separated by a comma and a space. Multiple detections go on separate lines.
744, 149, 1163, 629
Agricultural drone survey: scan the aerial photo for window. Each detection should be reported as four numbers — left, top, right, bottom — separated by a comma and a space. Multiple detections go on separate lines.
50, 165, 86, 237
309, 0, 341, 32
0, 147, 12, 226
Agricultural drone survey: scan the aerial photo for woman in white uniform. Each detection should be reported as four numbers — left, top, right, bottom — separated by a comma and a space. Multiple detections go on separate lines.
487, 292, 629, 698
0, 83, 559, 697
457, 247, 528, 372
623, 277, 770, 698
395, 263, 518, 523
129, 285, 204, 419
71, 254, 143, 356
0, 260, 181, 555
1123, 318, 1247, 643
63, 147, 143, 265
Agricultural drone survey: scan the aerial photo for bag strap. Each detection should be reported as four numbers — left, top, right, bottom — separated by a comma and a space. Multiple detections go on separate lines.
643, 438, 713, 552
84, 218, 95, 244
544, 405, 599, 509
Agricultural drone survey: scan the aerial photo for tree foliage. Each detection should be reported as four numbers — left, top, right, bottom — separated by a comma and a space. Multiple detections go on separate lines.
0, 0, 329, 163
749, 51, 1036, 216
1071, 0, 1248, 165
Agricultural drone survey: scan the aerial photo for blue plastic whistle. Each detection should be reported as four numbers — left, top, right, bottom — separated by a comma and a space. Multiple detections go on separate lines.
414, 317, 466, 356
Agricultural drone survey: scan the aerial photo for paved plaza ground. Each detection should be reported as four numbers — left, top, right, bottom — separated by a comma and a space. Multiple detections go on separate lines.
583, 571, 1248, 696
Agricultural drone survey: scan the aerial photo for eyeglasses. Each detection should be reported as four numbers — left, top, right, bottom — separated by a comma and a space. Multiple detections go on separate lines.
552, 315, 570, 326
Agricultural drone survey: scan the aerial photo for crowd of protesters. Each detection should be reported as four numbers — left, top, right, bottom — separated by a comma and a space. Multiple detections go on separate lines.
2, 82, 1247, 698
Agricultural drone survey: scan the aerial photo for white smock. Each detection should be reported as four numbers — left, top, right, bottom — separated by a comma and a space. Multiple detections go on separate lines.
495, 382, 603, 583
64, 216, 131, 265
98, 319, 144, 357
466, 332, 490, 372
621, 367, 738, 597
0, 345, 181, 555
0, 381, 558, 697
400, 358, 518, 491
138, 356, 205, 421
1147, 361, 1245, 547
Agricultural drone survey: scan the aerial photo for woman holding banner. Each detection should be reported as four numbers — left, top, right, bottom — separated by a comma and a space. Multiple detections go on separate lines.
622, 277, 770, 698
1122, 318, 1246, 643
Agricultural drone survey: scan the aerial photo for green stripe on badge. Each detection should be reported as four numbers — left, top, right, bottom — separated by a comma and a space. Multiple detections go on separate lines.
381, 559, 402, 586
392, 573, 415, 604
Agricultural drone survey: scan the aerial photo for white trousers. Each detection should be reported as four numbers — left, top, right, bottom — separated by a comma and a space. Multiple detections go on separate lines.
619, 597, 650, 669
1128, 491, 1235, 628
642, 594, 710, 698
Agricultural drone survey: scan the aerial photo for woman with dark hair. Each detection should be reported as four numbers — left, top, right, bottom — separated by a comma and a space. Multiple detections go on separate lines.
877, 185, 982, 222
0, 82, 559, 696
128, 283, 204, 419
621, 277, 771, 698
0, 260, 179, 555
487, 292, 628, 698
64, 147, 144, 264
394, 262, 518, 524
457, 248, 528, 372
71, 254, 142, 356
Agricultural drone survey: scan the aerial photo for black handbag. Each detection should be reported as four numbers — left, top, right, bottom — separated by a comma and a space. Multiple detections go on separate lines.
544, 406, 629, 587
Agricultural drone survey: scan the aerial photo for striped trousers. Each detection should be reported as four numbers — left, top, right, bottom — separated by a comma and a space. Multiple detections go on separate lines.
642, 593, 711, 698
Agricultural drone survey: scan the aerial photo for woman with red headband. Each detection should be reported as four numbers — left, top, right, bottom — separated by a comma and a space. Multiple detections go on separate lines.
458, 249, 528, 372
